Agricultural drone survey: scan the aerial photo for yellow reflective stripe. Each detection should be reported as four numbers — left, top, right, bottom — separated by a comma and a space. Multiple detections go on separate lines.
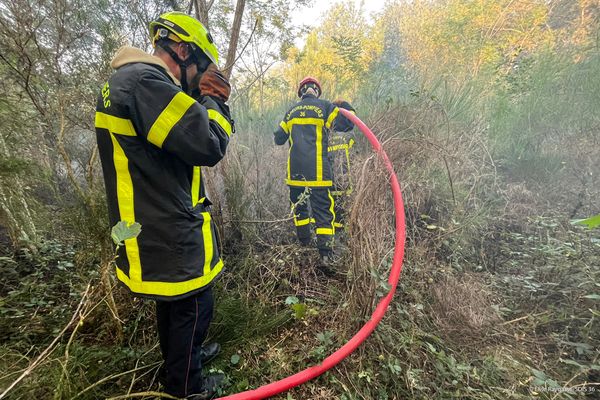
280, 120, 289, 134
207, 109, 232, 136
346, 146, 352, 170
286, 118, 326, 183
287, 117, 324, 130
287, 127, 294, 181
328, 189, 336, 232
316, 228, 334, 235
331, 188, 353, 196
334, 222, 344, 228
286, 118, 327, 182
316, 124, 323, 181
95, 112, 136, 136
294, 218, 311, 227
110, 133, 141, 282
201, 211, 214, 276
191, 166, 201, 207
286, 179, 333, 187
326, 107, 340, 129
115, 259, 223, 297
328, 143, 349, 152
148, 92, 196, 148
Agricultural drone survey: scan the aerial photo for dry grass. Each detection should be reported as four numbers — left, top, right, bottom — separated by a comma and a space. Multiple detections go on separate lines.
430, 274, 502, 344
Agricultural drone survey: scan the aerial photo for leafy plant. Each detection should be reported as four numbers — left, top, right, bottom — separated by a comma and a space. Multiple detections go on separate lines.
110, 221, 142, 246
572, 214, 600, 230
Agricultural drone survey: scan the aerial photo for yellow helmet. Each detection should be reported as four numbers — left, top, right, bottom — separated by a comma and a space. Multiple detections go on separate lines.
149, 12, 219, 65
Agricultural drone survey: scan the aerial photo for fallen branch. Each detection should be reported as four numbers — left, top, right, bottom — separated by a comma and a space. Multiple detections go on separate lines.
224, 215, 294, 224
500, 315, 529, 325
73, 361, 161, 399
106, 391, 179, 400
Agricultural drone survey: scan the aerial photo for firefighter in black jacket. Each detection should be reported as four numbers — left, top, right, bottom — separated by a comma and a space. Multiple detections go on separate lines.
274, 77, 351, 264
95, 12, 233, 399
328, 100, 356, 229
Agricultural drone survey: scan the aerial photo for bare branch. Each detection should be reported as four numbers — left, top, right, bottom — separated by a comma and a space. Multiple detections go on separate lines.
223, 0, 246, 79
222, 18, 259, 76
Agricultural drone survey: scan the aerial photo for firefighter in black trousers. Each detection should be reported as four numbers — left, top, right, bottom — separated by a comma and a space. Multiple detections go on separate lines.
274, 77, 353, 264
95, 12, 233, 399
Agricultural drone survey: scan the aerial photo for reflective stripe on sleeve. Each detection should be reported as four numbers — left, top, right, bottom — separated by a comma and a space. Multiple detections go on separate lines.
207, 109, 233, 136
325, 107, 340, 129
280, 120, 289, 134
148, 92, 196, 148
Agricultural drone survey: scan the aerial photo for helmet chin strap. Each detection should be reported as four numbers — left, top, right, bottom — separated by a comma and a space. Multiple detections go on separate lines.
157, 41, 195, 93
157, 40, 213, 94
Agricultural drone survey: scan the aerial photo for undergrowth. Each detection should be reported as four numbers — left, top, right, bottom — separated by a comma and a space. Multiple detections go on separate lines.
1, 53, 600, 400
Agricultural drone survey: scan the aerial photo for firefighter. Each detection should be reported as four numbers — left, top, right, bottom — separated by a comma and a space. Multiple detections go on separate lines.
328, 100, 356, 230
95, 11, 233, 399
274, 77, 349, 265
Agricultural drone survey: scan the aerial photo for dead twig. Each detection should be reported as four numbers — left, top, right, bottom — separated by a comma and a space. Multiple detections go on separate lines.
73, 361, 161, 399
106, 391, 179, 400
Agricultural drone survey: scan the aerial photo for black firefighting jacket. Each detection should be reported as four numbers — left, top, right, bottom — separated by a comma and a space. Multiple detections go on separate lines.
331, 100, 355, 133
95, 47, 232, 300
274, 94, 344, 187
328, 100, 356, 195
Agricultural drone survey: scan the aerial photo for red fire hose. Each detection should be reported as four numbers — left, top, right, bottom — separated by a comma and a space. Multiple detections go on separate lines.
219, 108, 407, 399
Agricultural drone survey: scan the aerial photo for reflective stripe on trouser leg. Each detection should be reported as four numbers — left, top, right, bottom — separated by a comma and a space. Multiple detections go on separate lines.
310, 188, 335, 255
290, 186, 312, 244
331, 181, 345, 228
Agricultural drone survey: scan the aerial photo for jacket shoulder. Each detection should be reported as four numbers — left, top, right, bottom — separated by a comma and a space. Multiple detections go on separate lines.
113, 62, 174, 86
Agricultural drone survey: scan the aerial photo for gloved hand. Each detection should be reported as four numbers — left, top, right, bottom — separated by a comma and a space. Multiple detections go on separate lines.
199, 64, 231, 102
333, 99, 353, 110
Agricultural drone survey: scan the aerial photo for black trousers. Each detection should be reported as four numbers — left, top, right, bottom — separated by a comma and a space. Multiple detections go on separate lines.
156, 286, 214, 397
289, 186, 335, 255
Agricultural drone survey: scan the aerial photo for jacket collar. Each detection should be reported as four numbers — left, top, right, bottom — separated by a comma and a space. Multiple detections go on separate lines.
110, 46, 180, 86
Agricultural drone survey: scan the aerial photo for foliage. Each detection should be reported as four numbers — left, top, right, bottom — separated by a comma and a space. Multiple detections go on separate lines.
573, 214, 600, 229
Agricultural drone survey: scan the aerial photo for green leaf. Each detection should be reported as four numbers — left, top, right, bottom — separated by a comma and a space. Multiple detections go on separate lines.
571, 214, 600, 229
230, 354, 240, 365
285, 296, 299, 305
531, 368, 547, 381
111, 221, 141, 245
235, 378, 249, 391
583, 294, 600, 300
291, 303, 306, 319
560, 358, 585, 369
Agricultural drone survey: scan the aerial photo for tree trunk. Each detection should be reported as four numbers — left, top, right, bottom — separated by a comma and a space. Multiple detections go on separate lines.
223, 0, 246, 78
194, 0, 210, 29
